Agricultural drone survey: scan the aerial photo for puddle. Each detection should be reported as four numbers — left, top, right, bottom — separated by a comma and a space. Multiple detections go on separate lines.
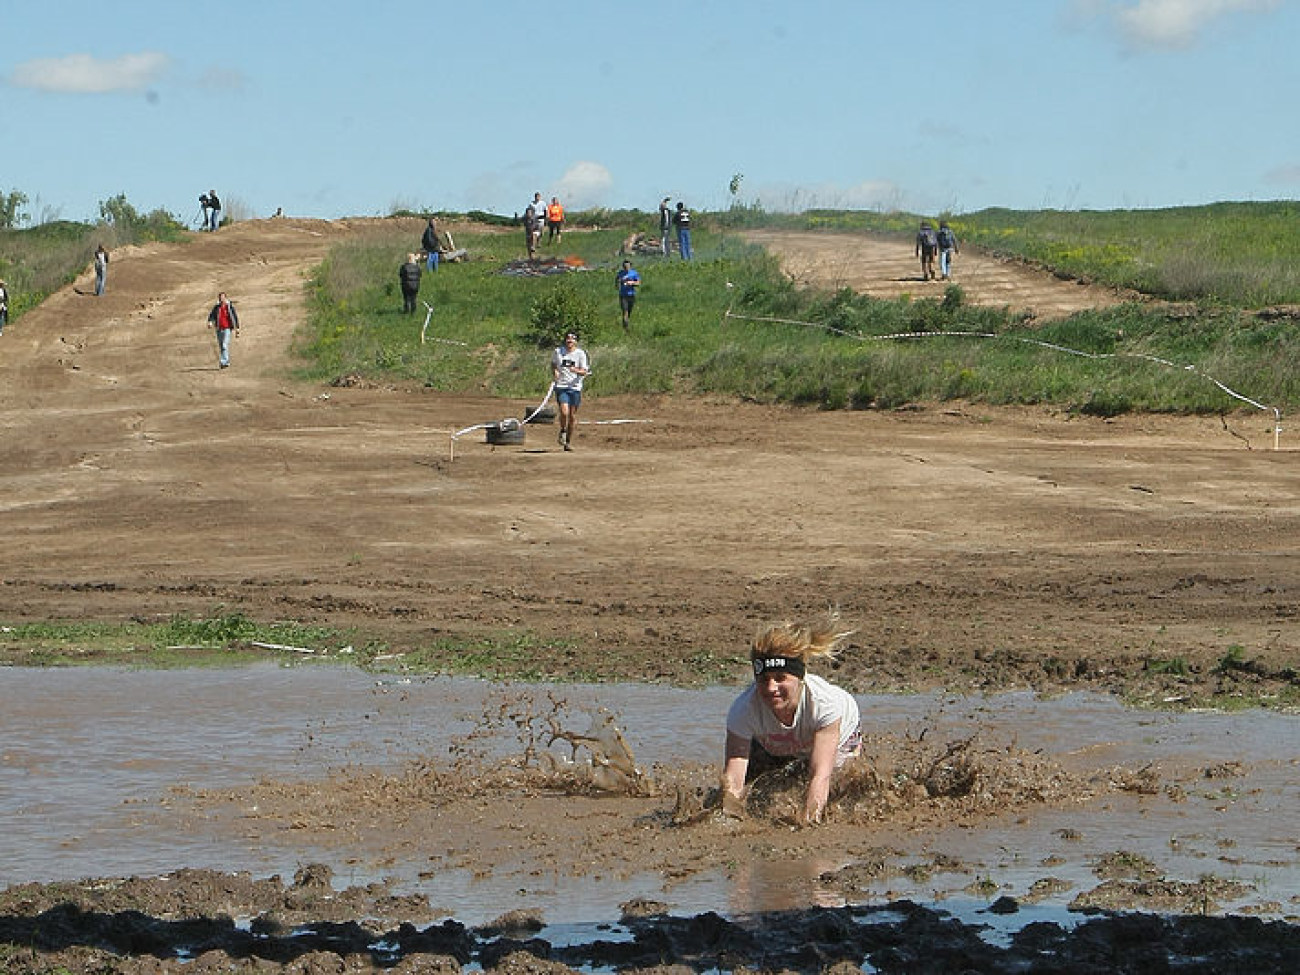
2, 663, 1298, 927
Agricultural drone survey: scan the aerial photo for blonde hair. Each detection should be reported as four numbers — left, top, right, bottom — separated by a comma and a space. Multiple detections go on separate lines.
751, 616, 853, 665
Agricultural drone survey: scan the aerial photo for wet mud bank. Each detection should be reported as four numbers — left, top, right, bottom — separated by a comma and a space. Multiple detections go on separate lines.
2, 866, 1300, 973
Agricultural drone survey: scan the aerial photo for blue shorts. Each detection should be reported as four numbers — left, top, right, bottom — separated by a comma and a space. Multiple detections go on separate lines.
556, 387, 582, 409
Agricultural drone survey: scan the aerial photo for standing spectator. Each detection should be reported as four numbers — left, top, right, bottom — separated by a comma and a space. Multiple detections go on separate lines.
915, 221, 939, 281
0, 279, 9, 336
658, 197, 673, 256
523, 203, 539, 260
551, 330, 590, 452
399, 253, 423, 314
546, 196, 565, 243
526, 192, 545, 256
205, 191, 222, 231
94, 244, 110, 296
674, 201, 693, 261
421, 217, 441, 272
937, 221, 960, 280
206, 292, 241, 369
615, 259, 641, 330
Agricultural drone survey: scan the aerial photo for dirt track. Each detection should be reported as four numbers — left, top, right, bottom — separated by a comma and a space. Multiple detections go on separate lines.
741, 228, 1131, 318
1, 219, 1294, 702
3, 219, 1300, 972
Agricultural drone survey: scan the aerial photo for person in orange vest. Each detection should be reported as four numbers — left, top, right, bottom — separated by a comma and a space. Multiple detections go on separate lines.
546, 196, 565, 243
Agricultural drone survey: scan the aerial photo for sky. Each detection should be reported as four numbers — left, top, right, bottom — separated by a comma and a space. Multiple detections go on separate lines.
4, 0, 1298, 225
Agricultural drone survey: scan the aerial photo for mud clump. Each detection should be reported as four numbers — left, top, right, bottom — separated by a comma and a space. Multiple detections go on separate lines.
3, 874, 1300, 973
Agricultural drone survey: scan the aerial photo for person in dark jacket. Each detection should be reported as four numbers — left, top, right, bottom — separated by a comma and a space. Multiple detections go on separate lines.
673, 202, 693, 260
399, 253, 423, 314
201, 191, 222, 231
421, 218, 441, 272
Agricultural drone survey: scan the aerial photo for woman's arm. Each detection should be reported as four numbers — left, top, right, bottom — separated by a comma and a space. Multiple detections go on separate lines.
803, 719, 842, 825
722, 732, 751, 812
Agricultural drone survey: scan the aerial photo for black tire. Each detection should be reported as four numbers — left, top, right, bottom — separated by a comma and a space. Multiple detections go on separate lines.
485, 423, 526, 446
524, 407, 556, 424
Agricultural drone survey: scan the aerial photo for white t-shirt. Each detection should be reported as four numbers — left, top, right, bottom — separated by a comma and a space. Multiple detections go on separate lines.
552, 345, 589, 391
727, 673, 860, 760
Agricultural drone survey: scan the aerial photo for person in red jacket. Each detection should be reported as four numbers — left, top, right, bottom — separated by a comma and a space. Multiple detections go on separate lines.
207, 292, 241, 368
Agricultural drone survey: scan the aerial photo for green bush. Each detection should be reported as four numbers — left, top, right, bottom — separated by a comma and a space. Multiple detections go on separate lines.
529, 279, 598, 347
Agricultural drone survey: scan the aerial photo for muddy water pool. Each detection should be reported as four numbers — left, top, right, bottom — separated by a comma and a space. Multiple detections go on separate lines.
2, 664, 1297, 925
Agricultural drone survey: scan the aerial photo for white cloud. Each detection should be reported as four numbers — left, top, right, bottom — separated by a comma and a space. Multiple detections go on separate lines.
10, 52, 170, 93
196, 66, 248, 92
553, 162, 613, 210
1085, 0, 1281, 50
1264, 163, 1300, 185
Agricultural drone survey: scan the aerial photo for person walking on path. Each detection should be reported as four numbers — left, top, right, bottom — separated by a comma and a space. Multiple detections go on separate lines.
721, 618, 862, 825
615, 259, 640, 330
673, 201, 693, 260
207, 292, 241, 368
0, 279, 9, 336
915, 221, 939, 281
421, 218, 442, 272
551, 330, 590, 452
546, 197, 565, 243
94, 245, 110, 296
398, 253, 423, 314
937, 221, 960, 280
658, 197, 673, 256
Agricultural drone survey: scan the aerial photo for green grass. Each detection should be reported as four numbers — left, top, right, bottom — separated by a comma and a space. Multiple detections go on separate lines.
0, 614, 357, 667
295, 214, 1298, 417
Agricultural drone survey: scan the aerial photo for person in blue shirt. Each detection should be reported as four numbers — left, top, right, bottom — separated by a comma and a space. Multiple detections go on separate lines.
615, 259, 641, 330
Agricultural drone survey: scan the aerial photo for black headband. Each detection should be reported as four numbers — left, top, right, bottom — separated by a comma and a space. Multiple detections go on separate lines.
752, 655, 806, 680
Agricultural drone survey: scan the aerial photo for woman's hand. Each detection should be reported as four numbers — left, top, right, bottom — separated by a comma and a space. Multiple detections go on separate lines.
801, 721, 841, 826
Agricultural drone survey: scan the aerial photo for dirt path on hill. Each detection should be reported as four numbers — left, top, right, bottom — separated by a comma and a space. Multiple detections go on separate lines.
1, 219, 1297, 972
742, 228, 1131, 319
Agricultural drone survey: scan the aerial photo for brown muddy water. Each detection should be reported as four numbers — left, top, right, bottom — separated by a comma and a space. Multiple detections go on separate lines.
2, 663, 1298, 928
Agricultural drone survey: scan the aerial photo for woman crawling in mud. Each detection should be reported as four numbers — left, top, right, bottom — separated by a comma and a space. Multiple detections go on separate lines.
721, 619, 861, 824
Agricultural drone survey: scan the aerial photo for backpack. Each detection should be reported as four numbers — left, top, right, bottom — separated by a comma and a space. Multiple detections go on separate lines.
920, 227, 938, 249
937, 227, 956, 249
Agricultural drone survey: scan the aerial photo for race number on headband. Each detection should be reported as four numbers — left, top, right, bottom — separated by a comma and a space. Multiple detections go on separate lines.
752, 656, 806, 679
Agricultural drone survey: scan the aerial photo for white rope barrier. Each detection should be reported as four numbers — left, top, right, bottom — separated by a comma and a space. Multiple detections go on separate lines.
420, 302, 469, 346
446, 381, 653, 460
723, 307, 1283, 449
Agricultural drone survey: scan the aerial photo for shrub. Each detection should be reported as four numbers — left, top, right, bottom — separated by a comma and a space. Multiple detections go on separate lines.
528, 279, 598, 348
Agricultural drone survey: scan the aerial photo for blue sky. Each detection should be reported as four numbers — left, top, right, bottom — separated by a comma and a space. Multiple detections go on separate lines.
4, 0, 1297, 224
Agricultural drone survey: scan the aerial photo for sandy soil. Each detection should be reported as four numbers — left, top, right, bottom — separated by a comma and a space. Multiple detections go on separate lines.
2, 219, 1298, 972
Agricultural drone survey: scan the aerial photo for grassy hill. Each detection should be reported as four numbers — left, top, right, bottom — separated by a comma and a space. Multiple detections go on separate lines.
302, 204, 1299, 418
5, 200, 1297, 416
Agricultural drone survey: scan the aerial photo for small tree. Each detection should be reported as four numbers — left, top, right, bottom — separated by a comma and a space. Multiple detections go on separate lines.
99, 193, 142, 228
0, 190, 29, 229
528, 279, 597, 348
